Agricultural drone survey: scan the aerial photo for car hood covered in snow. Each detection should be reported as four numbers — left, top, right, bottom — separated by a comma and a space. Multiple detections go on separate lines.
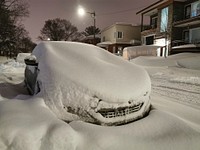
32, 41, 151, 122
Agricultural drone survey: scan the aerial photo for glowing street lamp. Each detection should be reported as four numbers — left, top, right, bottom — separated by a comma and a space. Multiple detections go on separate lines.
78, 6, 96, 44
78, 7, 86, 16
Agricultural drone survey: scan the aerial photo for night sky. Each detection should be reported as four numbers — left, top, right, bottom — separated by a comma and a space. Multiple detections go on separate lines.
23, 0, 157, 42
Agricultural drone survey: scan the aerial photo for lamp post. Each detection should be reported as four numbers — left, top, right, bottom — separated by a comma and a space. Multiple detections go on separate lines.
89, 11, 96, 42
78, 7, 96, 44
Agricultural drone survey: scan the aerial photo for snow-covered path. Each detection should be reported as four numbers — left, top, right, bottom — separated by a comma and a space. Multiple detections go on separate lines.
150, 67, 200, 108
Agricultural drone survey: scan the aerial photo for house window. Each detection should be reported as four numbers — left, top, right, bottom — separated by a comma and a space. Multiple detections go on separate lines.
191, 0, 200, 17
160, 7, 169, 32
151, 16, 158, 28
114, 31, 123, 39
184, 5, 191, 19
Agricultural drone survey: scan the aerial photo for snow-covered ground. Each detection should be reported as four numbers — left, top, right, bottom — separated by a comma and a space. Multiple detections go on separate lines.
0, 52, 200, 150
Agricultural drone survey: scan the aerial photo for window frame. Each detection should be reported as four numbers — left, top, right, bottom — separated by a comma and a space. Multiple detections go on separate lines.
151, 16, 158, 28
114, 31, 123, 39
184, 4, 191, 19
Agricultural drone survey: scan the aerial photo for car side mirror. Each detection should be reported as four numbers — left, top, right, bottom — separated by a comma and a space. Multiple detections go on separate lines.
24, 55, 38, 66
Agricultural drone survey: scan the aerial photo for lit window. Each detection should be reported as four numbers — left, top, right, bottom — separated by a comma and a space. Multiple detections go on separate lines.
160, 7, 168, 32
191, 1, 200, 17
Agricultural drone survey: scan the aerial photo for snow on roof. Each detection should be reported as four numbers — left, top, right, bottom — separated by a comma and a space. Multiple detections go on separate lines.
124, 45, 161, 52
97, 41, 113, 47
101, 23, 140, 32
84, 34, 101, 39
123, 45, 161, 60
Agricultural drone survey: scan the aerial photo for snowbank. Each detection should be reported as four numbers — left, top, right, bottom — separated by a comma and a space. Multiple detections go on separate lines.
0, 97, 79, 150
131, 53, 200, 70
0, 59, 26, 74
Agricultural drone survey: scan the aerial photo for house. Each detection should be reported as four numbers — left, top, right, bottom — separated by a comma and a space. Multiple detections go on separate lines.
97, 23, 141, 55
136, 0, 200, 56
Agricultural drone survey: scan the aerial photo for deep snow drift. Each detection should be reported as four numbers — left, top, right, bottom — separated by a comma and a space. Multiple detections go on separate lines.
0, 49, 200, 150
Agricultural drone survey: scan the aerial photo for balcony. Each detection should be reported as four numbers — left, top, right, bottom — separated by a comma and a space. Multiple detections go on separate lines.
141, 25, 157, 36
173, 15, 200, 27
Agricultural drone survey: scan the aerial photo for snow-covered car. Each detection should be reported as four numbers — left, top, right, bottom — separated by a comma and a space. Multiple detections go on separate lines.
24, 41, 151, 125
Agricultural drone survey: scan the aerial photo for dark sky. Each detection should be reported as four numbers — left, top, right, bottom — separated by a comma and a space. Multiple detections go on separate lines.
23, 0, 157, 42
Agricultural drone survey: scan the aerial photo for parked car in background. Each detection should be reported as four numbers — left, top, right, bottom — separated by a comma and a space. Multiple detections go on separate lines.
24, 41, 151, 125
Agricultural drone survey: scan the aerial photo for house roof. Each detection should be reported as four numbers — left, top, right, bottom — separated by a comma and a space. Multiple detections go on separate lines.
101, 23, 140, 32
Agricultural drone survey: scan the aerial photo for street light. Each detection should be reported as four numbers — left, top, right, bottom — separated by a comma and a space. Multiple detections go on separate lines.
78, 7, 85, 16
78, 6, 96, 44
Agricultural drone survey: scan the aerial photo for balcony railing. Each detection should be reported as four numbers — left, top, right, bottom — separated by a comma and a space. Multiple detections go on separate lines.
173, 14, 200, 27
142, 24, 157, 31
